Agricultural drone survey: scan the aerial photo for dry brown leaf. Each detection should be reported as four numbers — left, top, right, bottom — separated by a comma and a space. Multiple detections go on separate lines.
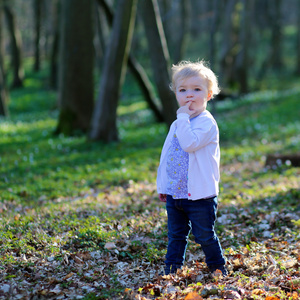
63, 272, 74, 280
104, 242, 116, 250
252, 288, 265, 295
74, 255, 84, 264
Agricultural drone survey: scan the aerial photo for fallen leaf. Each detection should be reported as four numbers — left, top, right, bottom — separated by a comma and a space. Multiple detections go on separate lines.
252, 289, 265, 295
104, 242, 116, 250
185, 292, 203, 300
222, 290, 241, 299
63, 272, 74, 280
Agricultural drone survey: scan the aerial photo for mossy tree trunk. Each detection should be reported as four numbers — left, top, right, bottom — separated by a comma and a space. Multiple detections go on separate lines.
140, 0, 178, 127
55, 0, 94, 136
90, 0, 138, 142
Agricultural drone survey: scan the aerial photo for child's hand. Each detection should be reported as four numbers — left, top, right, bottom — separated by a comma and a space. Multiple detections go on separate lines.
176, 101, 195, 116
159, 194, 167, 202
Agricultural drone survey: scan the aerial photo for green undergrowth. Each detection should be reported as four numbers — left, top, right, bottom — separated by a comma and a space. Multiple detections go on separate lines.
0, 64, 300, 299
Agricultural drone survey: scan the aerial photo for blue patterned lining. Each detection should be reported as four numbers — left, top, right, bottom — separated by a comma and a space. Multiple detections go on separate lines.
166, 130, 189, 198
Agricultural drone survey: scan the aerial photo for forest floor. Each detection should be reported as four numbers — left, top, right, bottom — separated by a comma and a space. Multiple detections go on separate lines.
0, 66, 300, 299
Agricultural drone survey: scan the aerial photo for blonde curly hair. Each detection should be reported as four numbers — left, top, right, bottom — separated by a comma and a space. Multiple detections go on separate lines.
170, 60, 221, 99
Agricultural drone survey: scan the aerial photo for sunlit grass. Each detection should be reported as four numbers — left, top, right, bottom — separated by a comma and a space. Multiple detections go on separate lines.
1, 64, 300, 207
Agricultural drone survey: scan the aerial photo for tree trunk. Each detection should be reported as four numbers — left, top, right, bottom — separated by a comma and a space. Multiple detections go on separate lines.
95, 0, 164, 123
0, 62, 8, 116
219, 0, 238, 89
269, 0, 283, 70
56, 0, 94, 135
50, 0, 59, 89
90, 0, 138, 142
4, 4, 24, 88
296, 0, 300, 75
94, 5, 105, 70
172, 0, 189, 64
0, 1, 8, 116
235, 0, 253, 94
140, 0, 177, 127
209, 0, 222, 70
127, 56, 164, 122
33, 0, 42, 72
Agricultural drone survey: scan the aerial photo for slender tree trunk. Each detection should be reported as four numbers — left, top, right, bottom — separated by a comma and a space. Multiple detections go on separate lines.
33, 0, 42, 72
94, 5, 105, 70
95, 0, 164, 123
219, 0, 238, 88
296, 0, 300, 75
209, 0, 222, 70
56, 0, 94, 135
235, 0, 253, 94
172, 0, 189, 63
50, 0, 59, 89
140, 0, 177, 127
269, 0, 283, 70
0, 0, 5, 78
190, 0, 202, 37
159, 0, 172, 55
0, 0, 8, 116
209, 0, 223, 115
0, 63, 8, 116
128, 56, 164, 122
4, 4, 24, 88
90, 0, 138, 142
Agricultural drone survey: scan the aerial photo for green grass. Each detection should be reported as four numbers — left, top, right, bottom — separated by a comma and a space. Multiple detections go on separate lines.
0, 63, 300, 299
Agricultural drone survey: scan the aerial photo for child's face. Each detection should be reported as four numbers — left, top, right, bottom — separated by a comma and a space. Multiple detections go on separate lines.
175, 75, 212, 116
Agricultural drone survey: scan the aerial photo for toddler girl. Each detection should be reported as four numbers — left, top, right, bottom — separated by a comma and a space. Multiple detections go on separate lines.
157, 60, 227, 276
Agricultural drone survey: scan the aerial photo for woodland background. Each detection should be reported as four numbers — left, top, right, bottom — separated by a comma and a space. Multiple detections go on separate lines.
0, 0, 300, 299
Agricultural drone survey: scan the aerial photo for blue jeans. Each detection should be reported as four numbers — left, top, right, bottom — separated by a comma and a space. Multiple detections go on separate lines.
165, 195, 225, 273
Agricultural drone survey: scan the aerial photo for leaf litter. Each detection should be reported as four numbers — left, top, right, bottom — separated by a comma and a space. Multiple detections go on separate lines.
0, 177, 300, 299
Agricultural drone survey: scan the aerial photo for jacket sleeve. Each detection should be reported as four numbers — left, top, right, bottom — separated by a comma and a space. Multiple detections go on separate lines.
175, 113, 217, 152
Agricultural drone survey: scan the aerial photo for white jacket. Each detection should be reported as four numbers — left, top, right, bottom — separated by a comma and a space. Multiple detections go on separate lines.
157, 110, 220, 200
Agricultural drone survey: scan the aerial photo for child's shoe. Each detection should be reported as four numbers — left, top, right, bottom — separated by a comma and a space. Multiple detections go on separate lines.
209, 265, 228, 277
159, 265, 181, 276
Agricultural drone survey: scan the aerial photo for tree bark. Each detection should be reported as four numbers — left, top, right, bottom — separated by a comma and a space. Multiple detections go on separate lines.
0, 0, 8, 116
50, 0, 59, 89
33, 0, 42, 72
209, 0, 222, 70
94, 5, 105, 69
235, 0, 253, 94
127, 56, 164, 122
0, 62, 8, 116
219, 0, 238, 88
90, 0, 138, 142
95, 0, 164, 123
4, 4, 24, 88
140, 0, 178, 127
172, 0, 189, 64
296, 0, 300, 75
56, 0, 94, 135
269, 0, 283, 70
